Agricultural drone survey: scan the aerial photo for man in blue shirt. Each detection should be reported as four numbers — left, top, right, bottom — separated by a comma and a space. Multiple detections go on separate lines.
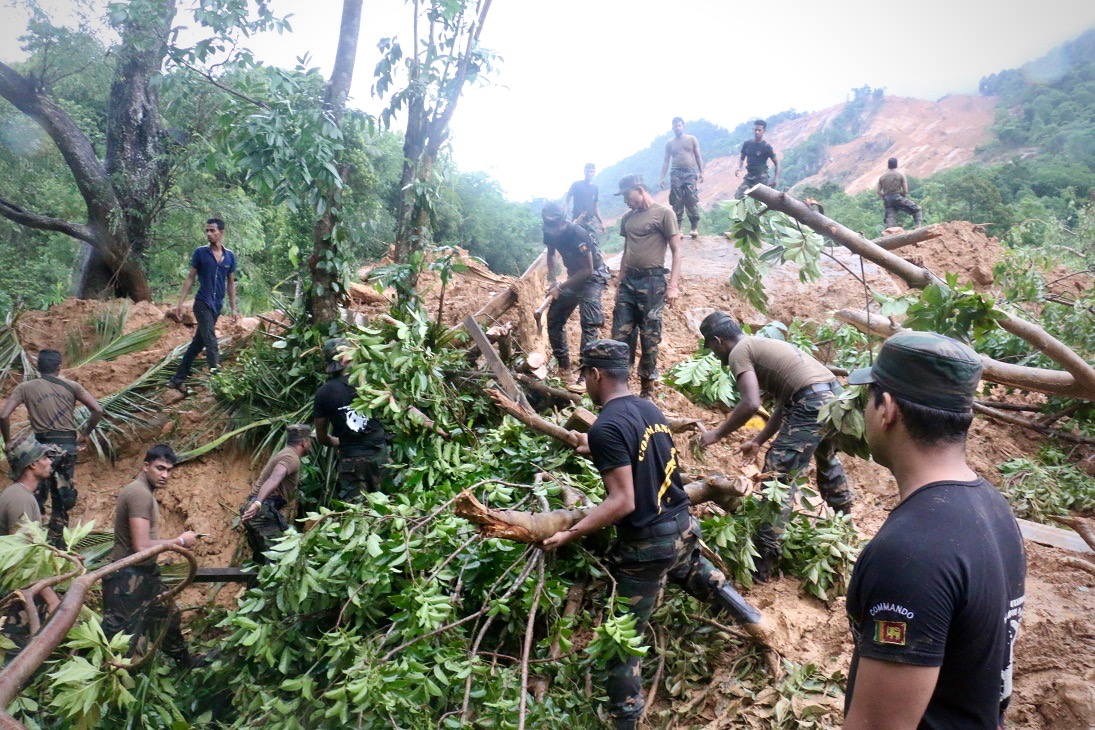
168, 218, 238, 394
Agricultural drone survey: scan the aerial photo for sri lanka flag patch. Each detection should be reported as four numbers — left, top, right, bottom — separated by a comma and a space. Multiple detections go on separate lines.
874, 620, 907, 646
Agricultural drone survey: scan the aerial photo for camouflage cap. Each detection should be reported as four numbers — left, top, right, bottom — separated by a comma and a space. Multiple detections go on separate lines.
847, 331, 983, 412
323, 337, 351, 374
613, 174, 645, 196
7, 436, 46, 480
580, 339, 630, 370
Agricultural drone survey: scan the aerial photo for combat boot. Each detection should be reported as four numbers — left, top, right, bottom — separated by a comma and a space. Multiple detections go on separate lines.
639, 378, 656, 401
715, 583, 762, 625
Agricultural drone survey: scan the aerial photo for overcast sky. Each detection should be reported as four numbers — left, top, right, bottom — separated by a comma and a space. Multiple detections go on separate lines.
3, 0, 1095, 200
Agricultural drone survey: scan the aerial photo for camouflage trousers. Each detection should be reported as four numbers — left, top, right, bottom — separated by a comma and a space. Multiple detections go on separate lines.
34, 435, 78, 549
1, 597, 48, 667
337, 448, 391, 502
605, 514, 736, 721
755, 388, 853, 563
611, 270, 667, 381
101, 565, 189, 664
883, 192, 922, 227
546, 277, 607, 368
735, 170, 770, 200
241, 500, 290, 565
669, 168, 700, 230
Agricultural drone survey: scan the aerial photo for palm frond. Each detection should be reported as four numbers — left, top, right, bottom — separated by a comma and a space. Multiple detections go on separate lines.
0, 308, 35, 387
66, 303, 166, 368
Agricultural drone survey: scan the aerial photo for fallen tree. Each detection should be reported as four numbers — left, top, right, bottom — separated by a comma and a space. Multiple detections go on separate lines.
747, 185, 1095, 402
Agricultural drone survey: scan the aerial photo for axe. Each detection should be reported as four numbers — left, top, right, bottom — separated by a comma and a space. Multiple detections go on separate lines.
534, 294, 554, 335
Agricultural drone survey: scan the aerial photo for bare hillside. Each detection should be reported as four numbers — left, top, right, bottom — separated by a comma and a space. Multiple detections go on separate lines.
650, 94, 997, 211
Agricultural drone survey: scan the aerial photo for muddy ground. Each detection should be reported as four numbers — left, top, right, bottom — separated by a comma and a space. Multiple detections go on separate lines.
4, 220, 1093, 727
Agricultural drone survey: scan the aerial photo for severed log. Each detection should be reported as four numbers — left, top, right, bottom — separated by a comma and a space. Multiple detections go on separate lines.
750, 185, 1095, 402
455, 474, 750, 544
835, 308, 1094, 401
1050, 515, 1095, 554
873, 226, 942, 252
666, 418, 705, 434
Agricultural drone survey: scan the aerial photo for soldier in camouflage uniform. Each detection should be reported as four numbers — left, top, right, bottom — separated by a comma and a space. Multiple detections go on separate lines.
698, 312, 853, 582
541, 202, 609, 381
1, 437, 61, 663
610, 175, 682, 400
660, 118, 704, 236
102, 444, 198, 666
542, 340, 765, 730
734, 120, 780, 199
239, 424, 312, 564
313, 339, 390, 501
1, 349, 102, 548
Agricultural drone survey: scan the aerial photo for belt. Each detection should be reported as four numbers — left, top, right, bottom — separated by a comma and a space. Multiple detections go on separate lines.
789, 381, 840, 405
616, 509, 691, 541
35, 430, 78, 445
624, 267, 668, 279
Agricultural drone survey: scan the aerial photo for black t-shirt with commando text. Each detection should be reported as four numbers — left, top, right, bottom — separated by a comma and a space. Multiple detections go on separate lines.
845, 477, 1026, 729
587, 395, 690, 530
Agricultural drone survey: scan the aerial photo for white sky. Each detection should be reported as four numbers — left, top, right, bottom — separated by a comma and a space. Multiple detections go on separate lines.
3, 0, 1095, 200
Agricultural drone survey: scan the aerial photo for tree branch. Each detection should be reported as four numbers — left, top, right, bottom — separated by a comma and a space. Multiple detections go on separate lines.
0, 196, 95, 242
748, 186, 1095, 401
834, 309, 1094, 400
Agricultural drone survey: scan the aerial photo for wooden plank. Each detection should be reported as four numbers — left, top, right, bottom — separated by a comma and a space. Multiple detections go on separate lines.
192, 567, 258, 583
1018, 518, 1094, 554
464, 315, 527, 408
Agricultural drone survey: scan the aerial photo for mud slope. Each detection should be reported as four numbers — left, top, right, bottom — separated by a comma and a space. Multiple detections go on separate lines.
649, 94, 996, 212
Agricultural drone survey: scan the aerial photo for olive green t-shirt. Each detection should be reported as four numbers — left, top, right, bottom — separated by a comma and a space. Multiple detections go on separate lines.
0, 483, 41, 535
246, 446, 302, 504
726, 337, 835, 406
8, 376, 90, 433
665, 134, 700, 170
111, 473, 159, 563
878, 169, 907, 196
619, 203, 680, 271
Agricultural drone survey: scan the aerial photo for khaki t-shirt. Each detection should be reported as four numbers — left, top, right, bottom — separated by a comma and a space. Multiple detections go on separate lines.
620, 204, 680, 271
665, 134, 700, 170
726, 337, 835, 406
0, 483, 41, 535
111, 473, 159, 563
878, 169, 907, 196
8, 376, 90, 433
246, 447, 302, 504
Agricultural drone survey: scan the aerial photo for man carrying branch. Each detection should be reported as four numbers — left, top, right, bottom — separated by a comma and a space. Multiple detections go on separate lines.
541, 339, 764, 730
697, 312, 853, 581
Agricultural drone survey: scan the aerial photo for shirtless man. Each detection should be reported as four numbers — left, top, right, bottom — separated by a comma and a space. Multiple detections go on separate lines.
660, 117, 704, 236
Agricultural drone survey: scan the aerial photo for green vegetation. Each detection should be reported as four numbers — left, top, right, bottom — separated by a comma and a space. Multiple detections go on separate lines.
998, 448, 1095, 523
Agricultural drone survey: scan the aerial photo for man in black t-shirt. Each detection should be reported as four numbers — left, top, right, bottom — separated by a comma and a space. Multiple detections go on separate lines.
563, 163, 603, 234
541, 340, 765, 730
734, 119, 779, 199
313, 338, 390, 501
541, 202, 609, 382
843, 331, 1025, 729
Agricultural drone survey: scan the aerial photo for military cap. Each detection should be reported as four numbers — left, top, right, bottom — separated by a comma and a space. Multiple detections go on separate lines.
580, 339, 630, 370
7, 436, 46, 480
613, 174, 645, 196
323, 337, 351, 374
847, 331, 983, 412
541, 201, 566, 227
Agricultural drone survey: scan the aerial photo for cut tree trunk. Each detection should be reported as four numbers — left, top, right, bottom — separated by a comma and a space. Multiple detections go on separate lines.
746, 186, 1095, 402
873, 226, 942, 251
